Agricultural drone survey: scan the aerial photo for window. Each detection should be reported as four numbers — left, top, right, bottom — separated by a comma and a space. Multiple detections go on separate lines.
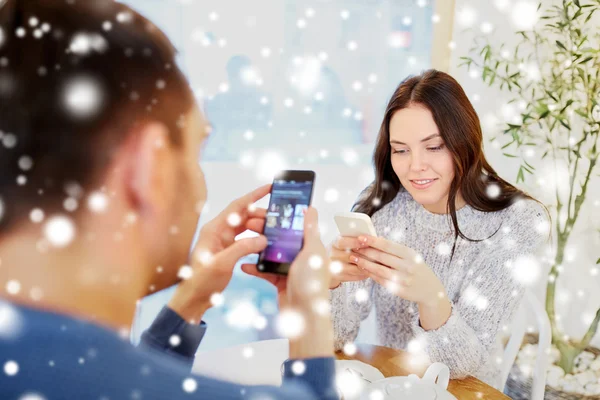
123, 0, 440, 163
124, 0, 447, 350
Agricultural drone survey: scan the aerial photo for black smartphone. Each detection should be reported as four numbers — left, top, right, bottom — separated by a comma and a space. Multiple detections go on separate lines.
257, 170, 316, 275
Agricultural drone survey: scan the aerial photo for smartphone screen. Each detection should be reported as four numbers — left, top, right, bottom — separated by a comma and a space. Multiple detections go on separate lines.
258, 170, 315, 275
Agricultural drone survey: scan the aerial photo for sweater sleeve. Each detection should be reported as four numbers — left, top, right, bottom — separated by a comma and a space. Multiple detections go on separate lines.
330, 278, 376, 350
138, 306, 206, 369
410, 200, 549, 379
330, 183, 378, 350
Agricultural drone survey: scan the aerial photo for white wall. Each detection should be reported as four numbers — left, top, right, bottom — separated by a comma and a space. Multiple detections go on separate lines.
448, 0, 600, 347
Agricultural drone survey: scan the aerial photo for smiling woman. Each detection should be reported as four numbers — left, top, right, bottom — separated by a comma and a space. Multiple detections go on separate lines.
328, 69, 552, 389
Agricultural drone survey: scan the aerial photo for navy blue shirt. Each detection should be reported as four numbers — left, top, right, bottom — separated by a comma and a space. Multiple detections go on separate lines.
0, 303, 338, 399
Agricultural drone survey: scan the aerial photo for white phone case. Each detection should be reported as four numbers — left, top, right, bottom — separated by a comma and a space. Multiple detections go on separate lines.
334, 212, 377, 237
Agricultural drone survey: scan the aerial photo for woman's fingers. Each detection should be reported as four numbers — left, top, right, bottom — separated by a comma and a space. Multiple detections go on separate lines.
358, 235, 420, 261
354, 247, 413, 273
332, 236, 364, 251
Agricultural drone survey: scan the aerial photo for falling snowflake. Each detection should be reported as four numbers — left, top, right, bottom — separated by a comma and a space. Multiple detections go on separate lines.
44, 216, 76, 247
336, 368, 366, 399
4, 360, 18, 376
343, 342, 357, 356
2, 133, 17, 148
308, 255, 323, 270
291, 360, 306, 375
312, 299, 330, 316
463, 285, 490, 310
177, 265, 193, 280
457, 6, 477, 28
18, 156, 34, 171
182, 378, 197, 393
226, 301, 260, 329
330, 261, 343, 275
63, 75, 104, 119
64, 198, 78, 212
341, 149, 359, 166
227, 212, 242, 227
6, 280, 21, 295
511, 1, 539, 30
242, 346, 254, 358
116, 11, 134, 24
368, 390, 385, 400
275, 309, 305, 339
253, 315, 267, 330
30, 287, 43, 301
69, 32, 108, 56
0, 301, 22, 339
436, 242, 452, 256
355, 288, 369, 303
512, 255, 541, 286
169, 335, 181, 347
255, 151, 287, 181
18, 393, 46, 400
210, 292, 224, 307
324, 188, 339, 203
194, 250, 214, 265
407, 336, 426, 353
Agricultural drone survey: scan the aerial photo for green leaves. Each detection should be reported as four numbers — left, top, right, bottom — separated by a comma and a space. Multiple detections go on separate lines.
458, 0, 600, 198
556, 40, 568, 51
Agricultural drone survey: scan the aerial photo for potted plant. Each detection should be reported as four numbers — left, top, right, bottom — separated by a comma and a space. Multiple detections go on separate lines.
460, 0, 600, 397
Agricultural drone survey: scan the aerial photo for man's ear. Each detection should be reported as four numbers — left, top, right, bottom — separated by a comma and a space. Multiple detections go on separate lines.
123, 122, 175, 217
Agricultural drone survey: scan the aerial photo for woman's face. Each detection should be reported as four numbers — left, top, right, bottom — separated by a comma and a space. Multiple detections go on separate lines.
389, 104, 458, 214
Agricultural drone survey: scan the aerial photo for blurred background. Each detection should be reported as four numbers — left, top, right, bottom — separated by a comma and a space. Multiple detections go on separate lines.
124, 0, 600, 355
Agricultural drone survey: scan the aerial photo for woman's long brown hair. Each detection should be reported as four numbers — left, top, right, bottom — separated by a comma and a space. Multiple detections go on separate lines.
353, 69, 547, 248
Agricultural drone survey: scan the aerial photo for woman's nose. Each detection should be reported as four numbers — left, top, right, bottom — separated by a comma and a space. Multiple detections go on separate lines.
410, 153, 428, 172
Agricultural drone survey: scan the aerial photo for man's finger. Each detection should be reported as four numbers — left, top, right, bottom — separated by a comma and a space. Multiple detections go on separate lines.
246, 218, 265, 234
241, 264, 281, 287
232, 184, 272, 211
303, 207, 321, 245
247, 207, 267, 219
216, 236, 268, 267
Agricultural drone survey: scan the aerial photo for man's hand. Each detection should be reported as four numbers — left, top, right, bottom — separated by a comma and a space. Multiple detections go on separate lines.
242, 207, 334, 359
168, 184, 271, 323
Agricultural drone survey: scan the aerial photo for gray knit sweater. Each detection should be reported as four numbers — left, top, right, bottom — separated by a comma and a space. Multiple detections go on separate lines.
330, 187, 549, 388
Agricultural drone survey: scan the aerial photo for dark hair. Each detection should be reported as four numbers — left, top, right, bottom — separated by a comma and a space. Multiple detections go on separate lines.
0, 0, 195, 234
354, 69, 547, 246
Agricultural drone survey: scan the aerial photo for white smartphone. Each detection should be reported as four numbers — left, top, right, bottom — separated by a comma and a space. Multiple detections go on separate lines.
334, 211, 377, 237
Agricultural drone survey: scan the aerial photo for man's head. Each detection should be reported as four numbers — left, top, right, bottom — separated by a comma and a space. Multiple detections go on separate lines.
0, 0, 207, 294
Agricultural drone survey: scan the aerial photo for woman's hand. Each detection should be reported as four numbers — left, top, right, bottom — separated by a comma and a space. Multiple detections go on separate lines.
350, 235, 448, 308
327, 236, 369, 289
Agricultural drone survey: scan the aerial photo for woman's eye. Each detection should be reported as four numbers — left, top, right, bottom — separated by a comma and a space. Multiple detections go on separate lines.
427, 145, 444, 152
392, 149, 407, 154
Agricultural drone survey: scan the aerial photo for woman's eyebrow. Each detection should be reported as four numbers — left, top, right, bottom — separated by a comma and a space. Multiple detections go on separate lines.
390, 133, 441, 145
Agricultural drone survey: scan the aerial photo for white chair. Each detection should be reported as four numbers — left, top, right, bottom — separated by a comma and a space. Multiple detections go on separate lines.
499, 290, 551, 400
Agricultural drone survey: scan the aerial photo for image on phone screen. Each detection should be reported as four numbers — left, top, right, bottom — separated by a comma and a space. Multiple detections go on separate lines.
258, 170, 315, 275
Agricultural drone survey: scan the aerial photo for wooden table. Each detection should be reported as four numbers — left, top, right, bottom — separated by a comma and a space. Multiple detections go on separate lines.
336, 344, 510, 400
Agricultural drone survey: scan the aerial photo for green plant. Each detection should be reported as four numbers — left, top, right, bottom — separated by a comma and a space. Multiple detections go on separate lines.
460, 0, 600, 375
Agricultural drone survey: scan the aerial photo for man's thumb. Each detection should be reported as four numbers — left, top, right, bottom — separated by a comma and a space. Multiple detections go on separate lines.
217, 235, 268, 266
